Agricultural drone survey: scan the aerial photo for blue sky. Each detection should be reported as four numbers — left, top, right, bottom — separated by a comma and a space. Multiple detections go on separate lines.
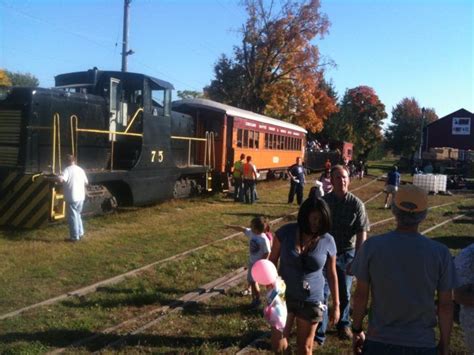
0, 0, 472, 126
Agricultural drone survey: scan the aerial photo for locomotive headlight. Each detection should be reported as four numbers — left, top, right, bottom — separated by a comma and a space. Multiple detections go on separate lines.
0, 87, 11, 100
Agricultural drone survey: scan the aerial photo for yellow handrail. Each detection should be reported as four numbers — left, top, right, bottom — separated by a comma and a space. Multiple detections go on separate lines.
171, 135, 207, 142
76, 128, 142, 137
52, 113, 61, 174
70, 115, 78, 159
124, 107, 143, 134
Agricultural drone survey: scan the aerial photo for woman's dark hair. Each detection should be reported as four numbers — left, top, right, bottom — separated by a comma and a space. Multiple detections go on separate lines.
251, 216, 265, 234
297, 198, 332, 237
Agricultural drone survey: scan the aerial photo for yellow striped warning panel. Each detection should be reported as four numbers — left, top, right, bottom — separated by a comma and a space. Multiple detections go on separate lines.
0, 172, 53, 228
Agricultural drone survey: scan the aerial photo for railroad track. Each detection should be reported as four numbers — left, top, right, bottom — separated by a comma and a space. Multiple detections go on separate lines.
1, 187, 468, 322
48, 267, 247, 354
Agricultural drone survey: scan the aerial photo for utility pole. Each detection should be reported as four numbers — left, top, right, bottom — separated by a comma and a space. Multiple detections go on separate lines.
418, 107, 426, 160
121, 0, 134, 72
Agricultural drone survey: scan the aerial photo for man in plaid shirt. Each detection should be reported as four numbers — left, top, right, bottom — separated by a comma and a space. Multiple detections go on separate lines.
316, 164, 369, 344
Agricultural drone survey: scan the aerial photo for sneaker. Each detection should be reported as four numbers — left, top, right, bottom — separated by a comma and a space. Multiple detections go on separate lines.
240, 289, 251, 296
338, 327, 353, 340
384, 204, 388, 209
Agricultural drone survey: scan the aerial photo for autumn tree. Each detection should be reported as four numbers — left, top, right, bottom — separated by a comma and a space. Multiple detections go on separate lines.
0, 69, 12, 86
205, 0, 336, 132
338, 86, 387, 160
385, 97, 438, 158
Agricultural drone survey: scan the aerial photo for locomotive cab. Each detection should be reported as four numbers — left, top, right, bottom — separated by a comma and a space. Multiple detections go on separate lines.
55, 68, 174, 171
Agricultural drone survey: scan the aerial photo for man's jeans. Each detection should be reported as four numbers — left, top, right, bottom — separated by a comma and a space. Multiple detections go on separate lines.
244, 180, 256, 204
67, 200, 84, 240
288, 181, 304, 205
234, 177, 244, 201
362, 340, 437, 355
316, 249, 355, 344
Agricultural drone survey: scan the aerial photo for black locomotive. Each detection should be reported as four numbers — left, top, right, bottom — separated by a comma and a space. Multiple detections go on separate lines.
0, 68, 214, 228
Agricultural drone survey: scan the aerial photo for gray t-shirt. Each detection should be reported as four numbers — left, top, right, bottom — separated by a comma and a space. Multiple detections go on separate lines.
244, 228, 271, 265
352, 231, 457, 348
276, 223, 337, 303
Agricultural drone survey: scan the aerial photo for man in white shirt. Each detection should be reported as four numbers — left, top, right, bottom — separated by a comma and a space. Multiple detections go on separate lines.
58, 155, 88, 241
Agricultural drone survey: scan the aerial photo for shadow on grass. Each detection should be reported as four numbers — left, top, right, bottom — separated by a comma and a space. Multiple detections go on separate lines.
0, 329, 256, 352
181, 300, 253, 317
109, 333, 256, 354
0, 227, 58, 243
61, 286, 184, 309
432, 236, 474, 250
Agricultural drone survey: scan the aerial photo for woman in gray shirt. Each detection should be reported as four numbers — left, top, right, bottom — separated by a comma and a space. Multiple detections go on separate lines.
270, 198, 340, 354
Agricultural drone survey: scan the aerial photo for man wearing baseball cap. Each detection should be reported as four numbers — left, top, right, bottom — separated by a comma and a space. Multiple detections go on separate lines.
351, 185, 456, 355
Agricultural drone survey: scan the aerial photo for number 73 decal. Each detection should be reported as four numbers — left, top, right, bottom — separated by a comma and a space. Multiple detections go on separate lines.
151, 150, 164, 162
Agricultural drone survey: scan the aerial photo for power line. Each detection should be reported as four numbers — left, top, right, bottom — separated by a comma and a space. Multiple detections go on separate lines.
0, 1, 118, 51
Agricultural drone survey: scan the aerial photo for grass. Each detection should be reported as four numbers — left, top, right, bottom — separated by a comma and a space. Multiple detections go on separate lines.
0, 170, 472, 353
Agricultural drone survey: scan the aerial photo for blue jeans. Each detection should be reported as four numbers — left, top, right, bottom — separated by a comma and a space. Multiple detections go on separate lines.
67, 200, 84, 240
316, 249, 355, 344
362, 340, 436, 355
288, 181, 304, 205
244, 180, 256, 204
234, 177, 244, 201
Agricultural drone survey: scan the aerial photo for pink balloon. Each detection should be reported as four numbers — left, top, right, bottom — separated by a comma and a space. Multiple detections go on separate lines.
251, 259, 278, 285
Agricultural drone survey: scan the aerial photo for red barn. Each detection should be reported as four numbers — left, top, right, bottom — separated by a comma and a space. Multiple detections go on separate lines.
423, 108, 474, 151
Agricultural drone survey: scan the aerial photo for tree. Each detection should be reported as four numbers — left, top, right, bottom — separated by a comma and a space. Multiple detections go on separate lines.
5, 70, 39, 87
385, 98, 438, 158
176, 90, 205, 99
316, 78, 343, 141
0, 69, 12, 86
338, 86, 387, 160
205, 0, 336, 132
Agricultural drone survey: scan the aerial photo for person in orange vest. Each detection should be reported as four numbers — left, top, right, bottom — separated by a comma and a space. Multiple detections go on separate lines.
243, 156, 258, 204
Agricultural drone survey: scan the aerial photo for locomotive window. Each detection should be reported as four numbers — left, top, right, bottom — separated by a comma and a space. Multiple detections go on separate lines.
237, 129, 243, 148
151, 88, 171, 117
243, 130, 249, 148
264, 133, 268, 149
133, 90, 143, 105
269, 134, 273, 150
249, 131, 254, 148
255, 132, 259, 149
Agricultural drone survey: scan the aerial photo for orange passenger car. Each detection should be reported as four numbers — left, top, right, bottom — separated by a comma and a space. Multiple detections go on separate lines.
172, 99, 307, 182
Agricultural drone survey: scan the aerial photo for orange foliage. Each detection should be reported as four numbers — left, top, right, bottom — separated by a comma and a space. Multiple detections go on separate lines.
236, 0, 336, 131
0, 69, 12, 87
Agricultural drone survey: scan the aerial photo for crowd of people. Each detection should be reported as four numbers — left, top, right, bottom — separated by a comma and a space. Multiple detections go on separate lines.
56, 154, 472, 354
230, 159, 472, 355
